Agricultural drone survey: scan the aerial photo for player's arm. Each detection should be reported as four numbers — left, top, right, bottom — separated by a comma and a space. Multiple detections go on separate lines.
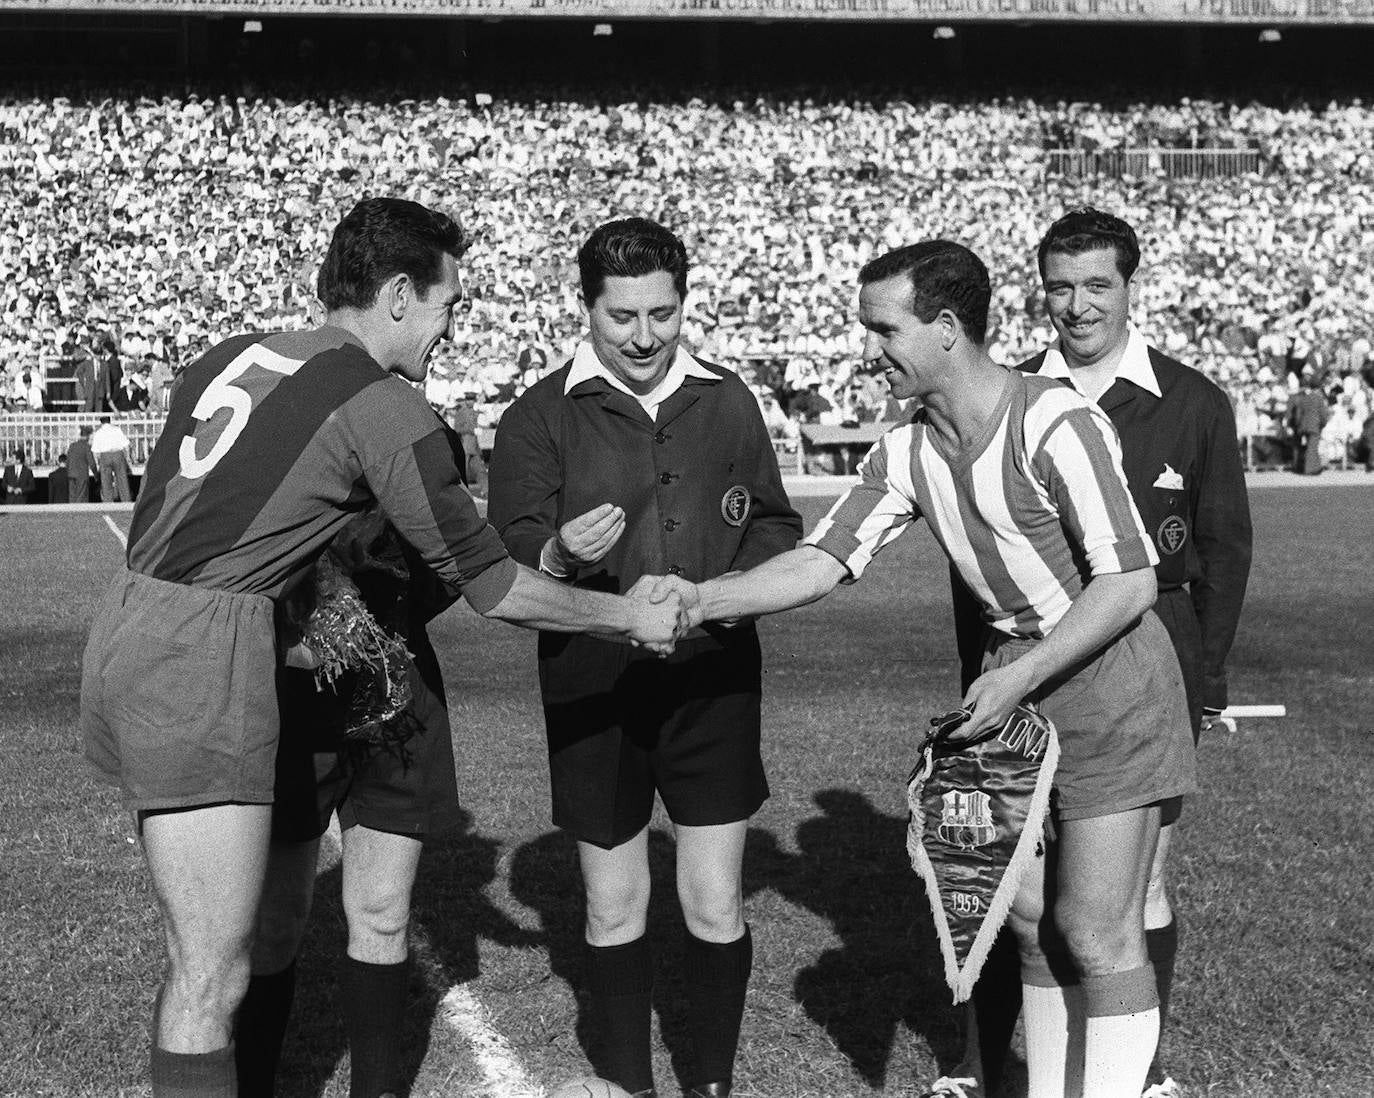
641, 428, 919, 630
639, 545, 849, 630
961, 566, 1157, 737
1190, 387, 1254, 713
484, 562, 680, 641
367, 428, 677, 648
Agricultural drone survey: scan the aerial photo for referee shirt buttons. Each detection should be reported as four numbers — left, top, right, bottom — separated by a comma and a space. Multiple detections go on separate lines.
654, 431, 668, 444
659, 472, 674, 485
667, 565, 684, 576
663, 519, 679, 531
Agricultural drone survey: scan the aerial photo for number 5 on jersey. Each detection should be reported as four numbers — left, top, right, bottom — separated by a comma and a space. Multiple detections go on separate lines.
178, 344, 305, 479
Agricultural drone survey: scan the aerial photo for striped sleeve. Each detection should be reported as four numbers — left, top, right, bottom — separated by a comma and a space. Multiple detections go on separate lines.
802, 426, 921, 581
363, 424, 517, 615
1027, 397, 1157, 576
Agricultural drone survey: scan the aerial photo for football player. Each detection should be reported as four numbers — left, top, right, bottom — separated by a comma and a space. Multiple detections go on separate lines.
81, 197, 682, 1098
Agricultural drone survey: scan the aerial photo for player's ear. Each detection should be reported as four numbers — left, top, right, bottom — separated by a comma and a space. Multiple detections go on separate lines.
387, 273, 411, 321
577, 293, 591, 325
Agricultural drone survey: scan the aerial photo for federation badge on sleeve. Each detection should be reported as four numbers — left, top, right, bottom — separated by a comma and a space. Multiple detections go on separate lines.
906, 704, 1059, 1002
721, 485, 751, 527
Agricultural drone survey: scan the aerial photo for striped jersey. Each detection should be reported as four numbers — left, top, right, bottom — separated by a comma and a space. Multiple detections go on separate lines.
127, 326, 516, 613
804, 369, 1156, 639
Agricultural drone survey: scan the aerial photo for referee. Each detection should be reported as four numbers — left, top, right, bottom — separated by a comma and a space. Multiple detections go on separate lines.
931, 208, 1253, 1098
488, 217, 802, 1098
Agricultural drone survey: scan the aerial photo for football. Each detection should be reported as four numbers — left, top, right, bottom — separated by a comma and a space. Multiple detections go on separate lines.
547, 1078, 633, 1098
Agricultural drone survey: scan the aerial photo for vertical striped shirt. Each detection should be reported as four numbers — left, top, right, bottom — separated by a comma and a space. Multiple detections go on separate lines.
804, 370, 1156, 639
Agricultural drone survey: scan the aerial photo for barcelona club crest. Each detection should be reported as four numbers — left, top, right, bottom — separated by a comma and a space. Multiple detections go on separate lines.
1157, 514, 1188, 555
937, 789, 996, 850
720, 485, 751, 527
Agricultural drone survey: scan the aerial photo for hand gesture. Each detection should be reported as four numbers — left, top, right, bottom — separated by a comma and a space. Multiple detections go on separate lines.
627, 574, 704, 638
554, 503, 625, 569
627, 589, 683, 655
959, 661, 1035, 743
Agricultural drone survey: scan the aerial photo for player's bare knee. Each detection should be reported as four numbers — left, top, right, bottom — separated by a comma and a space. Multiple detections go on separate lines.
1056, 908, 1142, 975
678, 882, 743, 942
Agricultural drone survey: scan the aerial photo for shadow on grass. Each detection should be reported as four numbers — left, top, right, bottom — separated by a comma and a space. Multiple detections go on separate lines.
279, 807, 538, 1098
748, 787, 963, 1090
506, 788, 961, 1093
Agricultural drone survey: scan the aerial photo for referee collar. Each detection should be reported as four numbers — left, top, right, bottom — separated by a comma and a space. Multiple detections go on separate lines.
1041, 324, 1162, 399
565, 340, 718, 419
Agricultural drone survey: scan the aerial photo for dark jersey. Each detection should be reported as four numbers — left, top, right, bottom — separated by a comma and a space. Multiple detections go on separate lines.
128, 326, 516, 612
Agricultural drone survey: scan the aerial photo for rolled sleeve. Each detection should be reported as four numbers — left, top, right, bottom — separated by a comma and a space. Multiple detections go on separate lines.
802, 434, 917, 582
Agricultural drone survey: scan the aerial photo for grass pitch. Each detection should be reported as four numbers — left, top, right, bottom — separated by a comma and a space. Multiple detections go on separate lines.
1, 487, 1371, 1097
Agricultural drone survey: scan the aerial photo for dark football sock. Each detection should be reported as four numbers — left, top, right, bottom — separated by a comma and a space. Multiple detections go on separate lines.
151, 1044, 236, 1098
342, 954, 411, 1098
233, 962, 297, 1098
972, 927, 1023, 1093
586, 936, 655, 1094
1145, 918, 1179, 1081
683, 925, 753, 1087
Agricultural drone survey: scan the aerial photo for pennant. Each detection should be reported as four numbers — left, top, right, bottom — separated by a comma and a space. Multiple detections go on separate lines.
906, 704, 1060, 1002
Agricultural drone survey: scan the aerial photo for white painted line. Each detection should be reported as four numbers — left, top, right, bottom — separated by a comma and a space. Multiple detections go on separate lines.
1220, 704, 1287, 718
103, 514, 128, 549
440, 984, 545, 1098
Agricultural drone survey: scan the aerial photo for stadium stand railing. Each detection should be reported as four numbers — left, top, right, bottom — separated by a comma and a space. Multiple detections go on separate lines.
1045, 147, 1264, 178
1, 412, 162, 471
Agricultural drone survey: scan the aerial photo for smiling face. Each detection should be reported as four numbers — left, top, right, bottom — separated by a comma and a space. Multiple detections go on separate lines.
391, 252, 465, 383
1042, 245, 1132, 369
581, 271, 683, 395
857, 274, 946, 403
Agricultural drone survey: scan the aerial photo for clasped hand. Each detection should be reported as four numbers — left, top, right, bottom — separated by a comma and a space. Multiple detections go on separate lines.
625, 574, 704, 654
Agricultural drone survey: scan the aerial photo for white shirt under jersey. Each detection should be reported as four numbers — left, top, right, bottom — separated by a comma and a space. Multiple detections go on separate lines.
804, 369, 1157, 640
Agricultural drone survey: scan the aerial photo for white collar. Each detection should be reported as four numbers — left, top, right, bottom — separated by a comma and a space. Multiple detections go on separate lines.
564, 340, 718, 399
1041, 324, 1162, 399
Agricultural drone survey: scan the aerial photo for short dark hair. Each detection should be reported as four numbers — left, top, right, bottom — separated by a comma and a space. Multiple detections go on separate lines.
1037, 207, 1140, 281
577, 217, 689, 305
317, 197, 472, 311
858, 241, 990, 345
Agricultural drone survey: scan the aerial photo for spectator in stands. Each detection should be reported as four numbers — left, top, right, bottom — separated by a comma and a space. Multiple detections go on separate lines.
112, 367, 149, 412
3, 448, 36, 504
91, 415, 134, 501
67, 424, 96, 503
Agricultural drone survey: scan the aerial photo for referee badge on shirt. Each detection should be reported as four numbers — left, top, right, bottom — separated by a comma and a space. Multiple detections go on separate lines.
721, 485, 751, 527
1157, 515, 1188, 555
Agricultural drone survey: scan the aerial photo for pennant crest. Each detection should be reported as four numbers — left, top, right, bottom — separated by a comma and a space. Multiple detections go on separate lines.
906, 704, 1059, 1002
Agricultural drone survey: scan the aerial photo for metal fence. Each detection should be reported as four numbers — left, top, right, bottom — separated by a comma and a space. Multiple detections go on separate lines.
1045, 147, 1264, 179
0, 412, 164, 469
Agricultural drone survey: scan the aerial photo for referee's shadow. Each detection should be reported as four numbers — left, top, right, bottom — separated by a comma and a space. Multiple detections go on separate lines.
507, 790, 964, 1093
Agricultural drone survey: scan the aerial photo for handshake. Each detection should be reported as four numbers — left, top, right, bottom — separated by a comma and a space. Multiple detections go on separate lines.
623, 574, 708, 655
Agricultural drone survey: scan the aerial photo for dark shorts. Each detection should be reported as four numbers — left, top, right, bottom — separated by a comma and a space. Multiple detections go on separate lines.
82, 568, 278, 812
984, 610, 1197, 822
271, 654, 458, 843
1147, 587, 1205, 826
539, 628, 770, 849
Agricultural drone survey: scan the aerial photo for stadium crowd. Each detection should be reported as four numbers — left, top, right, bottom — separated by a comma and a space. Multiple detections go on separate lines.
3, 84, 1373, 468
